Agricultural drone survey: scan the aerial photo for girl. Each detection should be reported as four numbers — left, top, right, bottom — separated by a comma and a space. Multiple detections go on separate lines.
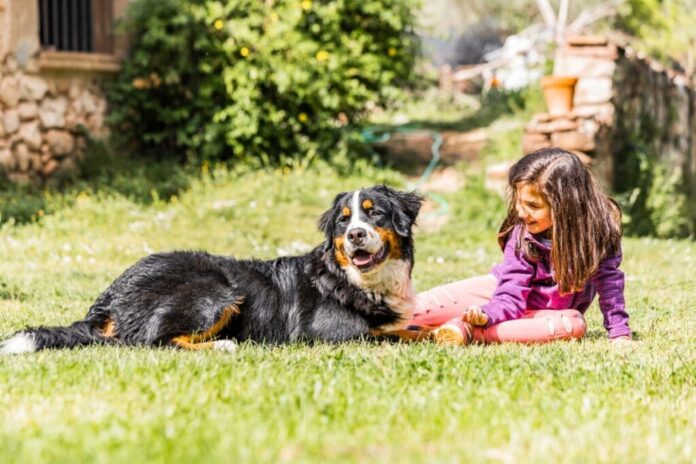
409, 147, 632, 345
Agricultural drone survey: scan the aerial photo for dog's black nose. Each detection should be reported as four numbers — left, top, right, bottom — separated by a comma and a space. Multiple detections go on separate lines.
347, 227, 367, 245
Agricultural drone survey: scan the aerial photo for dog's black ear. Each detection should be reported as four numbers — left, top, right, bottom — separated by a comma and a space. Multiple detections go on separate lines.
376, 185, 424, 237
318, 192, 348, 251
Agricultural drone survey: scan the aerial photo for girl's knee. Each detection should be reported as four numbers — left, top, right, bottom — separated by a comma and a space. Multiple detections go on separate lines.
557, 311, 586, 339
562, 309, 583, 318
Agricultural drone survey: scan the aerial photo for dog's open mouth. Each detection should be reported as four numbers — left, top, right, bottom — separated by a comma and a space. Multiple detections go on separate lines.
351, 244, 389, 272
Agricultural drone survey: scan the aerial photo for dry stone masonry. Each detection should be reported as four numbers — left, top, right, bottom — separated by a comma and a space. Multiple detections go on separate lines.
522, 37, 695, 201
0, 53, 109, 183
611, 48, 696, 188
0, 0, 124, 184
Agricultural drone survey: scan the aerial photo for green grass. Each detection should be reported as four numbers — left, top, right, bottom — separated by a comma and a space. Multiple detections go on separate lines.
1, 159, 695, 463
369, 86, 544, 135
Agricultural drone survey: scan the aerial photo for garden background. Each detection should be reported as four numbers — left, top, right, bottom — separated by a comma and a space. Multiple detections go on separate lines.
1, 0, 694, 462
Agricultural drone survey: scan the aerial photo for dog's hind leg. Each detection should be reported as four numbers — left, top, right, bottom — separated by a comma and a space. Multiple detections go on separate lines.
170, 338, 238, 352
169, 303, 240, 352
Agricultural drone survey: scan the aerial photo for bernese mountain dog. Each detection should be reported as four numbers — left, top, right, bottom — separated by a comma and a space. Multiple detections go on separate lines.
1, 185, 423, 354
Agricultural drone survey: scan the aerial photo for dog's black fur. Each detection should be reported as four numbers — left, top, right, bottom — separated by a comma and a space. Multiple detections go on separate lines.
1, 185, 423, 352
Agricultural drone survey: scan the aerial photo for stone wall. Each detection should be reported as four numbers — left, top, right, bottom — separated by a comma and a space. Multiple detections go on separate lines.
522, 38, 619, 187
0, 0, 129, 184
521, 37, 696, 223
0, 54, 109, 183
611, 47, 696, 189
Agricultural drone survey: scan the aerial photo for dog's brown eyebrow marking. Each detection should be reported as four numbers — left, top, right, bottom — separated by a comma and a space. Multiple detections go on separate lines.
342, 206, 351, 217
362, 199, 373, 210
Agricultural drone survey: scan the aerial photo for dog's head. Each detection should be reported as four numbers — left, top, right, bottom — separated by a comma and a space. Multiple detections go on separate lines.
318, 185, 423, 279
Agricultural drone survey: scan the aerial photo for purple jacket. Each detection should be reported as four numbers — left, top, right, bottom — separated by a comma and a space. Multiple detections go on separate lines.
481, 225, 631, 338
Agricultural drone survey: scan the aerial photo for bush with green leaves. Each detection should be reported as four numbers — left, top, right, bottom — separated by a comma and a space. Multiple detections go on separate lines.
614, 146, 694, 238
107, 0, 421, 165
616, 0, 696, 69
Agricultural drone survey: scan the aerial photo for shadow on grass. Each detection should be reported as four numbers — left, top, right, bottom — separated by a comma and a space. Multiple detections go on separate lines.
583, 330, 608, 341
0, 138, 191, 227
584, 330, 641, 341
0, 277, 30, 301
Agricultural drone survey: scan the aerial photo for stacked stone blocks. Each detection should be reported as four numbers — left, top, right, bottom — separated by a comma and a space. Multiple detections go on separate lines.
522, 38, 618, 181
522, 37, 695, 194
0, 54, 108, 183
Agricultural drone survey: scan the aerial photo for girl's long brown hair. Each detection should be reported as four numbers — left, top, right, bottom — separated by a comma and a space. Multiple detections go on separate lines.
498, 148, 622, 294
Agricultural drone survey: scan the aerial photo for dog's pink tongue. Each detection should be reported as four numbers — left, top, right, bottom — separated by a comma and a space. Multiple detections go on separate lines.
352, 253, 373, 266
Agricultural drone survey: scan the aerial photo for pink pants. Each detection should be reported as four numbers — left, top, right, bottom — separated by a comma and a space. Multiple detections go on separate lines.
408, 275, 587, 344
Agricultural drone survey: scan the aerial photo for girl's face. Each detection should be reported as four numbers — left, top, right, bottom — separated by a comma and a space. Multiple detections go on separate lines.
515, 183, 553, 235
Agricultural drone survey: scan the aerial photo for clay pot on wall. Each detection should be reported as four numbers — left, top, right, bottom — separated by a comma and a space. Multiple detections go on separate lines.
540, 76, 578, 116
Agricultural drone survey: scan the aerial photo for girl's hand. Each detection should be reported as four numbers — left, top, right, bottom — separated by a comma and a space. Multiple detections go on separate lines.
461, 305, 488, 326
610, 335, 634, 347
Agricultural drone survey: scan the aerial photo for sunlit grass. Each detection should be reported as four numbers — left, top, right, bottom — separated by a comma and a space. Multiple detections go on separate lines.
1, 158, 694, 463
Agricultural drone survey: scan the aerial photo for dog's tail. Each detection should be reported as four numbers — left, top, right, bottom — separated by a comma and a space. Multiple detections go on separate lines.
1, 306, 114, 355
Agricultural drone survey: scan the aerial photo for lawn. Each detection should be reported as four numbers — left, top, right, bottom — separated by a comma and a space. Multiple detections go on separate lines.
1, 155, 695, 463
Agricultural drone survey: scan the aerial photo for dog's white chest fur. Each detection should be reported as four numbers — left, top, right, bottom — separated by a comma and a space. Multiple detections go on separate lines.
346, 259, 415, 330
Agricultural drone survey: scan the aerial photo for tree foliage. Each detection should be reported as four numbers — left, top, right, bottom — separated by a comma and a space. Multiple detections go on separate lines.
616, 0, 696, 70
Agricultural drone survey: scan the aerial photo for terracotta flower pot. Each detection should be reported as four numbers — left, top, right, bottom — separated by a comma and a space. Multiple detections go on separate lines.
541, 76, 578, 116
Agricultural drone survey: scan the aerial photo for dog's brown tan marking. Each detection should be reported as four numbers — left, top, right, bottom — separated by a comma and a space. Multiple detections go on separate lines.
370, 326, 435, 342
376, 227, 402, 259
101, 318, 116, 337
362, 199, 373, 210
169, 339, 219, 350
333, 236, 350, 268
171, 302, 241, 350
342, 206, 351, 217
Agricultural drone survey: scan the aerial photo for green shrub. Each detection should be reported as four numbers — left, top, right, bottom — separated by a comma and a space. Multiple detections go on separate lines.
616, 0, 696, 68
614, 146, 693, 238
107, 0, 421, 165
